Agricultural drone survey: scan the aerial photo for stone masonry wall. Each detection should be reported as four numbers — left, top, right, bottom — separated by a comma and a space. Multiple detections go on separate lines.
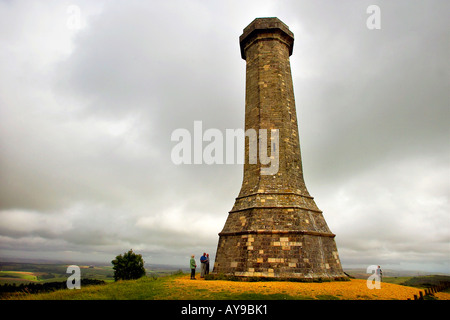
212, 18, 346, 281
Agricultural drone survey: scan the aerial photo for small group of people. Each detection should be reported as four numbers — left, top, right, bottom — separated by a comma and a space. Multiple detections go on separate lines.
189, 252, 210, 280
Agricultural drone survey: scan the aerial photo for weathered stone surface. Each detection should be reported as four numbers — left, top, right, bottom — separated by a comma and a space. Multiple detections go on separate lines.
212, 17, 346, 281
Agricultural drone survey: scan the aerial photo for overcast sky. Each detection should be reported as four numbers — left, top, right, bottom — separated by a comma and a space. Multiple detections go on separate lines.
0, 0, 448, 273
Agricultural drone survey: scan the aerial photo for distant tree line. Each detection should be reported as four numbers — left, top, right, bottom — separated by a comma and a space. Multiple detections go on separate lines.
0, 279, 105, 296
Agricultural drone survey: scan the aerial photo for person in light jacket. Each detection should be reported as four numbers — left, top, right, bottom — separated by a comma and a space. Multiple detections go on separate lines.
376, 265, 383, 282
190, 255, 197, 280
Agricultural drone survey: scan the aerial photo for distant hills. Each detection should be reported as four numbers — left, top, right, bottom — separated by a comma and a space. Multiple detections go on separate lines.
344, 268, 449, 279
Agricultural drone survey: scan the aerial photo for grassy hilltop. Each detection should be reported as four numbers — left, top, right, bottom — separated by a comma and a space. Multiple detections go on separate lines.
2, 272, 450, 300
1, 262, 449, 300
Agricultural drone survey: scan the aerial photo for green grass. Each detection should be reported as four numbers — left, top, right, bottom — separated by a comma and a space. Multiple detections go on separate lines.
6, 274, 317, 300
4, 271, 449, 301
3, 274, 343, 300
315, 294, 340, 300
14, 276, 166, 300
383, 275, 450, 291
0, 271, 38, 282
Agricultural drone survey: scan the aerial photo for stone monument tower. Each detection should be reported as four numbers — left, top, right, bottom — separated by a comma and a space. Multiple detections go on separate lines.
212, 18, 347, 280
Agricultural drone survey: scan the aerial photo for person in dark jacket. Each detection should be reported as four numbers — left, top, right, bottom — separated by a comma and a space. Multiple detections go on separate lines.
200, 253, 207, 278
205, 253, 210, 275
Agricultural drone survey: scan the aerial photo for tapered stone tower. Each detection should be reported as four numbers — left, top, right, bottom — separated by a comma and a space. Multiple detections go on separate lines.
212, 18, 346, 280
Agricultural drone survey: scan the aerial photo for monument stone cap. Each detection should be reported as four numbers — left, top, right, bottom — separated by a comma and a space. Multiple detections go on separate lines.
239, 17, 294, 60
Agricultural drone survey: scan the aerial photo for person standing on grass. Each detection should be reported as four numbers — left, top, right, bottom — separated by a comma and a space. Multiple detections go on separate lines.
376, 265, 383, 282
205, 253, 210, 275
200, 252, 207, 278
190, 255, 197, 280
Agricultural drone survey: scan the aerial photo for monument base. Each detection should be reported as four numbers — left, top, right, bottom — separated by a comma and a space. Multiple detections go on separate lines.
206, 273, 349, 282
212, 230, 348, 282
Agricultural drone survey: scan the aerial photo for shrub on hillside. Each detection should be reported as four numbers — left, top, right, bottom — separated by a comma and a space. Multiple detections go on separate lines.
111, 249, 146, 281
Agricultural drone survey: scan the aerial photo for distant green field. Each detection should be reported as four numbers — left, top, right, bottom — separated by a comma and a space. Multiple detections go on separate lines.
0, 263, 116, 285
0, 262, 182, 285
0, 271, 38, 282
